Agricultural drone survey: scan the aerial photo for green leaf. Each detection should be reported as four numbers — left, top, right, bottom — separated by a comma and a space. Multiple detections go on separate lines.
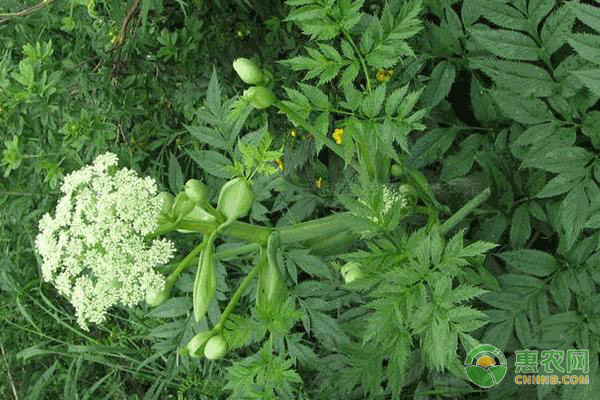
474, 0, 528, 31
168, 152, 184, 193
188, 149, 232, 179
569, 1, 600, 33
536, 173, 585, 198
148, 297, 192, 318
206, 67, 222, 115
493, 90, 553, 124
559, 186, 589, 252
498, 249, 559, 277
421, 60, 456, 108
521, 146, 592, 173
470, 25, 539, 60
572, 69, 600, 96
470, 58, 554, 97
541, 6, 576, 54
568, 33, 600, 65
361, 84, 386, 118
510, 204, 531, 249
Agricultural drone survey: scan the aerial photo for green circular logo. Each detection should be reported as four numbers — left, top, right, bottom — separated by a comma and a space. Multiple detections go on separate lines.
464, 344, 508, 388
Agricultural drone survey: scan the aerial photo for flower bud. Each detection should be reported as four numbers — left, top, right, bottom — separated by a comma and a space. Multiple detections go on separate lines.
217, 177, 255, 222
233, 58, 264, 84
204, 335, 228, 360
158, 192, 175, 216
172, 192, 195, 220
184, 179, 209, 205
187, 331, 215, 357
243, 86, 276, 109
340, 262, 364, 284
390, 163, 404, 177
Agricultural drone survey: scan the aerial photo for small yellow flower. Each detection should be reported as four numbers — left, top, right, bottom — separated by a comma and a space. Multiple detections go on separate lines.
332, 128, 344, 145
289, 129, 298, 138
275, 158, 284, 171
376, 68, 393, 82
315, 177, 323, 189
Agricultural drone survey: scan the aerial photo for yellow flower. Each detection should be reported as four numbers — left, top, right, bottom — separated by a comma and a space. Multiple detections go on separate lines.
275, 158, 284, 171
315, 177, 323, 189
332, 128, 344, 145
376, 68, 393, 82
289, 129, 298, 138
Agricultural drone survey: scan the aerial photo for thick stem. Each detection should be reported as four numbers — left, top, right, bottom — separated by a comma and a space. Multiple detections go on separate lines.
439, 188, 491, 236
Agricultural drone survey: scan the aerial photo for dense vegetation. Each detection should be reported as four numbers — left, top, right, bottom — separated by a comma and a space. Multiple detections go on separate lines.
1, 0, 599, 399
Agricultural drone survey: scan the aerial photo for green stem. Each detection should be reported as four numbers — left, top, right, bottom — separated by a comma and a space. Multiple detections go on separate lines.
165, 240, 207, 285
214, 263, 261, 332
439, 188, 491, 236
342, 29, 371, 92
215, 243, 261, 261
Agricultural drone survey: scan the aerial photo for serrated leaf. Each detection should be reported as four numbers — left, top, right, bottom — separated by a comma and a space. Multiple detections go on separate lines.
471, 25, 539, 60
361, 84, 386, 118
521, 146, 592, 173
568, 33, 600, 64
168, 152, 184, 193
541, 5, 575, 54
148, 297, 192, 318
510, 204, 531, 248
471, 58, 554, 97
421, 61, 456, 108
475, 0, 529, 31
494, 90, 553, 124
188, 149, 231, 178
569, 1, 600, 33
498, 249, 559, 277
572, 69, 600, 96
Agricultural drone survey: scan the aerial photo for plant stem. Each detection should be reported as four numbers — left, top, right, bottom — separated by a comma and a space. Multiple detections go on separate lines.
342, 29, 372, 92
165, 240, 207, 285
439, 188, 491, 236
215, 243, 260, 260
214, 263, 261, 332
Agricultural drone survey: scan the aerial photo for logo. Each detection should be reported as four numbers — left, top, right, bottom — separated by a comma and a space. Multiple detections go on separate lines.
464, 344, 508, 388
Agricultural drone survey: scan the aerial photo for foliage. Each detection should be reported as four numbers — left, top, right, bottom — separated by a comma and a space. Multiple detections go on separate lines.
2, 0, 600, 399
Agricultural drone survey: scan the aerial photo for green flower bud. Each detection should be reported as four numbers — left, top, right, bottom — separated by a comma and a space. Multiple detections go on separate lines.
184, 179, 209, 205
340, 262, 364, 284
187, 331, 214, 358
158, 192, 175, 216
217, 177, 255, 222
172, 192, 195, 220
204, 335, 228, 360
233, 58, 264, 84
243, 86, 276, 109
390, 163, 404, 177
193, 242, 217, 322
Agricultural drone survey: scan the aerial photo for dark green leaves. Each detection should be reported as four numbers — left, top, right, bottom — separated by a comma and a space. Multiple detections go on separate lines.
470, 25, 539, 61
421, 61, 456, 108
498, 249, 559, 277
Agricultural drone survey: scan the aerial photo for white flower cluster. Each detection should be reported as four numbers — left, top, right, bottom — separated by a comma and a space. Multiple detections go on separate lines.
368, 185, 409, 225
35, 152, 175, 330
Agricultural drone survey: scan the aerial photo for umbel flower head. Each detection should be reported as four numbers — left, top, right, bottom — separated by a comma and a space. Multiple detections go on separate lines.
35, 152, 176, 330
